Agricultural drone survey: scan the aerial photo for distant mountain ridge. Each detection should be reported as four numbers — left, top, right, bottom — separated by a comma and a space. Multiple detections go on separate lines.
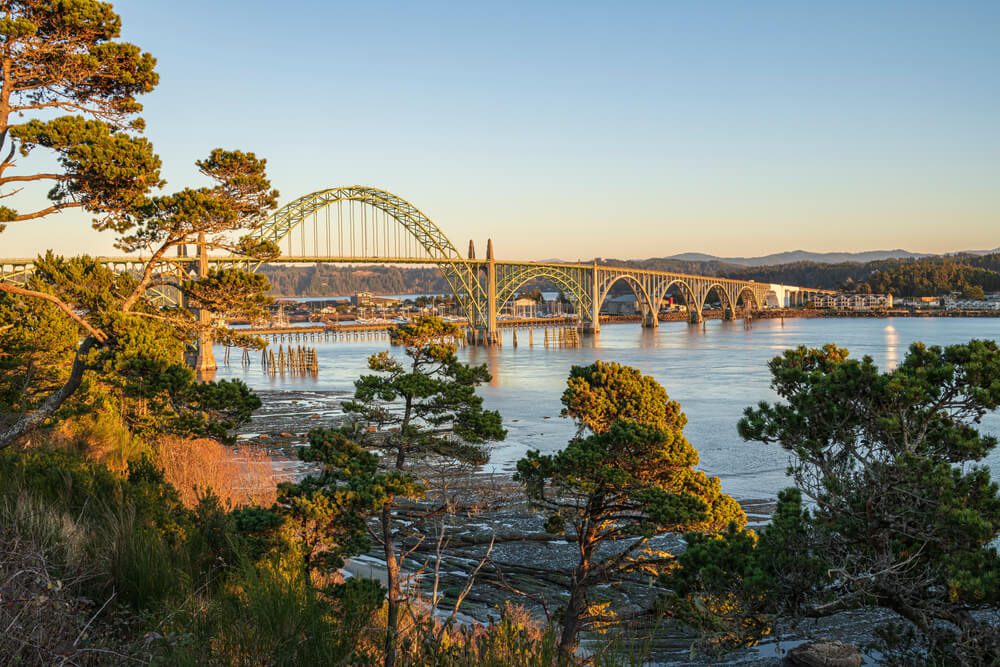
665, 249, 927, 266
542, 248, 1000, 267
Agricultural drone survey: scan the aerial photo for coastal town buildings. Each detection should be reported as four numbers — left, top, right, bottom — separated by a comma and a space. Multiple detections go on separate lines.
813, 293, 893, 311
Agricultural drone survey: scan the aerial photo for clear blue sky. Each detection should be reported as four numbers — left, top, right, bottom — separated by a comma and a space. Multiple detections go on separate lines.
3, 0, 998, 259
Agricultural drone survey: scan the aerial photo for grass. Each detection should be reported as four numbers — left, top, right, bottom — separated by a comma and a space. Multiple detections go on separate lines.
0, 445, 645, 666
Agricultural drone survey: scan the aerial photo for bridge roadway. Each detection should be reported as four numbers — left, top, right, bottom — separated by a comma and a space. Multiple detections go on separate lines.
0, 185, 833, 352
0, 253, 830, 334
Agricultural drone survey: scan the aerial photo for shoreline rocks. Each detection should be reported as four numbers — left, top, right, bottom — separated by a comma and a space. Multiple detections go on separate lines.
785, 640, 863, 667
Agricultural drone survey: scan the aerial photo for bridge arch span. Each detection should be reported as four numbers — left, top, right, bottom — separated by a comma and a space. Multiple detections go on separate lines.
258, 186, 462, 260
653, 278, 698, 314
597, 273, 657, 326
495, 265, 590, 319
735, 285, 763, 310
702, 282, 736, 318
253, 186, 486, 324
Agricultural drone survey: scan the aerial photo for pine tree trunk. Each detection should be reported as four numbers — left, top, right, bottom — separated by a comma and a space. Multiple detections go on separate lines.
559, 577, 588, 656
560, 520, 596, 657
382, 498, 400, 667
396, 397, 412, 469
0, 337, 94, 449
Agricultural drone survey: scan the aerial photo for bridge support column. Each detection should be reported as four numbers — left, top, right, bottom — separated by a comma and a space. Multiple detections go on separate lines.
642, 304, 658, 328
582, 260, 600, 334
723, 306, 736, 321
193, 232, 217, 375
689, 308, 703, 324
484, 239, 499, 344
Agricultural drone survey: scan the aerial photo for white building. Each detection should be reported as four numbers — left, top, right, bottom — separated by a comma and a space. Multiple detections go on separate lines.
814, 293, 893, 311
507, 297, 539, 318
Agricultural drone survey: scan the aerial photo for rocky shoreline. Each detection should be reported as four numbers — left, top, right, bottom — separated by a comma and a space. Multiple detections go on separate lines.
234, 390, 903, 665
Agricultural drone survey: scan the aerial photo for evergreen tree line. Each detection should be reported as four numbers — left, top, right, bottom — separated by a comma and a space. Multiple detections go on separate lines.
260, 265, 452, 298
624, 254, 1000, 298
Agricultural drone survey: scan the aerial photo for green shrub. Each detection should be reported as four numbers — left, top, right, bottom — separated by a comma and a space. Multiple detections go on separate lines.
164, 559, 373, 666
104, 503, 185, 610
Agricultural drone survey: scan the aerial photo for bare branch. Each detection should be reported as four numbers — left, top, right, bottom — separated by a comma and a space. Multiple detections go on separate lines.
0, 283, 107, 342
10, 202, 84, 222
0, 172, 66, 185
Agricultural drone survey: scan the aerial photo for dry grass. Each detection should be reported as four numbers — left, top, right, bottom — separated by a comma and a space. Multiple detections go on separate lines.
49, 408, 150, 474
0, 511, 144, 666
1, 528, 98, 665
157, 437, 277, 510
345, 599, 560, 666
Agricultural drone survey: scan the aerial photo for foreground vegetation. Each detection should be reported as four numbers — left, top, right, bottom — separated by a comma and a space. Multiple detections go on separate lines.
3, 319, 999, 664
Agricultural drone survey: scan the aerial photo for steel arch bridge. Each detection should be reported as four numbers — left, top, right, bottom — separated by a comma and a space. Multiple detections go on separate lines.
0, 186, 832, 342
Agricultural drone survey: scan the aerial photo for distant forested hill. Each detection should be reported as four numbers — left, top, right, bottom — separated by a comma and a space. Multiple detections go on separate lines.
722, 253, 1000, 296
260, 265, 451, 297
260, 254, 1000, 299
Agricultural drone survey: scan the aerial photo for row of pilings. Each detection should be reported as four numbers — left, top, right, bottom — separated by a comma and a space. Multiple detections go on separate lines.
467, 325, 580, 348
221, 325, 584, 367
262, 344, 319, 376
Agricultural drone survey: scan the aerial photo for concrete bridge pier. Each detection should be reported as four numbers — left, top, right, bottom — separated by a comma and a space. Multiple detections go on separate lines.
193, 233, 217, 375
484, 239, 500, 344
689, 308, 704, 324
467, 238, 500, 345
195, 326, 217, 375
581, 259, 601, 335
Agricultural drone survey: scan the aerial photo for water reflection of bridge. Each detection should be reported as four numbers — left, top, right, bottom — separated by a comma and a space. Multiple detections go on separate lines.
0, 186, 831, 345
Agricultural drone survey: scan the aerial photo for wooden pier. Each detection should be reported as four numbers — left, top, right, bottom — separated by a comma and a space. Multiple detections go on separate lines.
235, 316, 580, 338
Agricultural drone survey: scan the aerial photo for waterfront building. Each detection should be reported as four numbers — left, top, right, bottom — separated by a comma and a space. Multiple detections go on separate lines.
814, 293, 893, 311
508, 297, 539, 318
352, 292, 402, 308
943, 294, 1000, 311
602, 293, 639, 316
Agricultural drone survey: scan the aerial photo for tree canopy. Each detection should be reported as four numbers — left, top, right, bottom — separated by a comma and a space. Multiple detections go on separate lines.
0, 0, 160, 231
668, 341, 1000, 663
0, 146, 279, 448
344, 316, 506, 468
516, 360, 745, 655
0, 0, 281, 449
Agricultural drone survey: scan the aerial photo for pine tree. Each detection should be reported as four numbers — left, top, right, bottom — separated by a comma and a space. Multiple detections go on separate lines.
515, 360, 745, 655
343, 315, 505, 667
0, 2, 280, 448
668, 341, 1000, 663
0, 148, 279, 447
738, 341, 1000, 663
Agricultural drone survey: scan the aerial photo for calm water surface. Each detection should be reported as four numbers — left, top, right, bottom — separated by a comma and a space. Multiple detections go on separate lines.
215, 317, 1000, 500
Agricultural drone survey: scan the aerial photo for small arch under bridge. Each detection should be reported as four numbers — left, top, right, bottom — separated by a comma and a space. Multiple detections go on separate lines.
0, 186, 833, 344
